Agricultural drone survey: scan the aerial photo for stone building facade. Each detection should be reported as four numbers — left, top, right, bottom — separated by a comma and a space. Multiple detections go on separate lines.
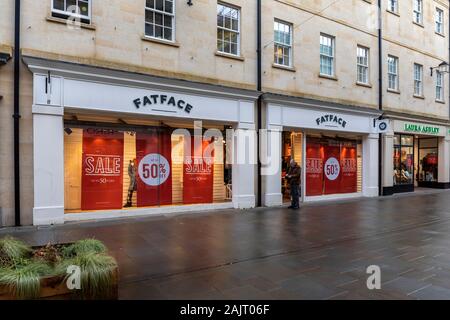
0, 0, 448, 226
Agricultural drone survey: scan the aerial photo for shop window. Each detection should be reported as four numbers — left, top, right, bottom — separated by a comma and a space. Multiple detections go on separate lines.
64, 125, 230, 213
52, 0, 91, 24
305, 137, 360, 196
393, 134, 414, 186
418, 138, 438, 183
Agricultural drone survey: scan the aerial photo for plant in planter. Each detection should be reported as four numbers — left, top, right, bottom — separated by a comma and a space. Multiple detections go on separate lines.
0, 237, 118, 300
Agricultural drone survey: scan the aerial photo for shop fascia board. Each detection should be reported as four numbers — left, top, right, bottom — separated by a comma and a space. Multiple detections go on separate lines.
22, 56, 261, 102
382, 110, 450, 127
262, 92, 382, 118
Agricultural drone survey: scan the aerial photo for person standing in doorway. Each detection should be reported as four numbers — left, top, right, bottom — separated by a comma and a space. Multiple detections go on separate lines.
286, 159, 301, 210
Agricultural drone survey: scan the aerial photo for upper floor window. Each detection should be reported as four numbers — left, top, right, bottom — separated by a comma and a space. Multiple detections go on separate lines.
274, 20, 293, 67
217, 3, 240, 56
436, 71, 444, 101
52, 0, 91, 24
388, 0, 398, 13
413, 0, 423, 25
414, 63, 423, 96
357, 46, 369, 84
320, 34, 335, 77
145, 0, 175, 41
387, 55, 399, 91
436, 8, 444, 34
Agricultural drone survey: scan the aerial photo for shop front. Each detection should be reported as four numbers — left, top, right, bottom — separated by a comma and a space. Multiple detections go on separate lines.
382, 119, 450, 195
25, 57, 258, 225
262, 94, 381, 205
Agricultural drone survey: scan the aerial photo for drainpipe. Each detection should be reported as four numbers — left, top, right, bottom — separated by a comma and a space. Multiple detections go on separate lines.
256, 0, 262, 207
13, 0, 21, 226
377, 0, 383, 196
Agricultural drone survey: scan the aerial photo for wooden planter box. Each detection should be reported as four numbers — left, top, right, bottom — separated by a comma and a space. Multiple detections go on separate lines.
0, 266, 118, 300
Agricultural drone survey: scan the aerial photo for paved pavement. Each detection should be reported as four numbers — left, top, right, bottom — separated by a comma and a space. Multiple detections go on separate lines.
3, 190, 450, 299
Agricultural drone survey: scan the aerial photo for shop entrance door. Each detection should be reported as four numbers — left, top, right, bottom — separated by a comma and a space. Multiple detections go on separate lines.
281, 131, 303, 204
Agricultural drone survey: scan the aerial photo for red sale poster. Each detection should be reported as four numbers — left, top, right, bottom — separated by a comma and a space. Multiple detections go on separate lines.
81, 129, 124, 210
136, 130, 173, 207
183, 137, 214, 204
305, 140, 324, 196
340, 145, 357, 193
323, 145, 341, 195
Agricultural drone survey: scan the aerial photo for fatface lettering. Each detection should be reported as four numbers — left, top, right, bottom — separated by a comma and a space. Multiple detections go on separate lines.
132, 94, 193, 113
316, 114, 347, 128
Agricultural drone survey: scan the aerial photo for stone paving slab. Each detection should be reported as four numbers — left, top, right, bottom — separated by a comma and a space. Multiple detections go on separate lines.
3, 190, 450, 299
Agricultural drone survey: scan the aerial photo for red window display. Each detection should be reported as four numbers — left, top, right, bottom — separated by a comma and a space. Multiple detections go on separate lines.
183, 137, 215, 204
136, 130, 173, 207
306, 138, 358, 196
81, 129, 124, 210
305, 141, 324, 196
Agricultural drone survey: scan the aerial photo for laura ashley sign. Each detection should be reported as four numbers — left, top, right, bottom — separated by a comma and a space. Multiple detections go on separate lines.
133, 94, 193, 114
316, 114, 348, 128
403, 123, 440, 135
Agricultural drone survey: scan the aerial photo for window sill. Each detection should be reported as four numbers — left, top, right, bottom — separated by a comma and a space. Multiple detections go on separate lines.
412, 21, 424, 28
356, 82, 372, 88
387, 88, 400, 94
215, 51, 245, 61
386, 9, 400, 17
141, 36, 180, 47
272, 63, 296, 72
319, 73, 338, 81
46, 16, 96, 30
413, 94, 425, 100
435, 31, 445, 38
436, 99, 446, 104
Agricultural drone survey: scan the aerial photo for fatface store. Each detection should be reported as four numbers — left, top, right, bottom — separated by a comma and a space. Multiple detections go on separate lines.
382, 119, 450, 194
26, 57, 258, 225
262, 98, 381, 205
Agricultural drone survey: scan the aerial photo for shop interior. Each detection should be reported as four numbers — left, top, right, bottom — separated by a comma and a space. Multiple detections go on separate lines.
282, 131, 363, 202
393, 134, 439, 192
63, 114, 232, 213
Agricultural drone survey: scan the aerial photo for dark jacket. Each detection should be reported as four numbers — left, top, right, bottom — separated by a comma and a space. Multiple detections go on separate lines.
287, 165, 301, 186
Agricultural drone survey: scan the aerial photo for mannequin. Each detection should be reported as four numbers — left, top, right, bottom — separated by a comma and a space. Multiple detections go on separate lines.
124, 158, 137, 208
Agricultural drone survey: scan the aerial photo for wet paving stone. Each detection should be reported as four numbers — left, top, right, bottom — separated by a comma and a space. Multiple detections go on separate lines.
3, 190, 450, 299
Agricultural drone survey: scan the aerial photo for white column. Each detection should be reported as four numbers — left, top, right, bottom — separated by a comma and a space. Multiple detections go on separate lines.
231, 125, 256, 209
438, 136, 450, 185
382, 130, 395, 194
261, 127, 282, 206
362, 133, 379, 197
32, 105, 65, 225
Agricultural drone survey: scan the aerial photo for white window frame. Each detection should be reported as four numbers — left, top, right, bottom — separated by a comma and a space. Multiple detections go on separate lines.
144, 0, 176, 42
388, 0, 398, 13
357, 46, 370, 85
387, 55, 399, 91
51, 0, 92, 22
217, 3, 241, 56
436, 8, 444, 35
320, 34, 335, 77
436, 71, 444, 101
414, 63, 423, 97
273, 19, 293, 67
413, 0, 423, 25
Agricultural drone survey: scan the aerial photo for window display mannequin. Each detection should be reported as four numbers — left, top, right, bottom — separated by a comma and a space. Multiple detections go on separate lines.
124, 159, 137, 208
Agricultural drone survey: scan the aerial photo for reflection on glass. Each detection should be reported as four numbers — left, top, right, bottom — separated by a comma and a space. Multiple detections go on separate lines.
393, 134, 414, 185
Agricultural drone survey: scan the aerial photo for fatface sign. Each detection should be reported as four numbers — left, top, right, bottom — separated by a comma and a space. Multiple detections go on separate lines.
133, 94, 193, 114
316, 114, 348, 128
